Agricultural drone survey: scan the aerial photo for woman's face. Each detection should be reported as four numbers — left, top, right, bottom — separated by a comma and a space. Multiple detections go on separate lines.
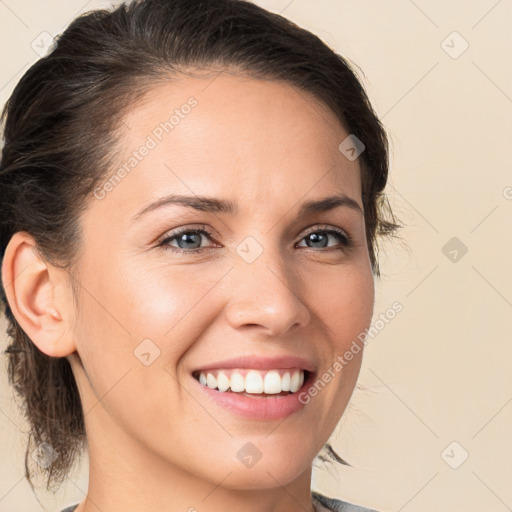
67, 72, 374, 491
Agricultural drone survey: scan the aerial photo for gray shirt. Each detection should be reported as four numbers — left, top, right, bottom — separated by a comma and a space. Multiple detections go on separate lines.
312, 491, 378, 511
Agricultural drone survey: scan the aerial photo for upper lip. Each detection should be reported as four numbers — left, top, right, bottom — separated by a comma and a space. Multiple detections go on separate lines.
192, 355, 317, 374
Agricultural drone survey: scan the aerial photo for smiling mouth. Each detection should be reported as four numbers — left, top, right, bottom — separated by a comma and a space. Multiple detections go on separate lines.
191, 368, 312, 396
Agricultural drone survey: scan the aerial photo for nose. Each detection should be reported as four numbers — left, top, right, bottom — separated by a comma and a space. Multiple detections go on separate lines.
224, 249, 311, 337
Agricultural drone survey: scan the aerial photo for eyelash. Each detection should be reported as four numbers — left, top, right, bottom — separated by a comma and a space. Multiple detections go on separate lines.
156, 224, 353, 255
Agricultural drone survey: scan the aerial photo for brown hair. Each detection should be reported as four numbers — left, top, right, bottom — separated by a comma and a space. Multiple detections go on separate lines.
0, 0, 400, 493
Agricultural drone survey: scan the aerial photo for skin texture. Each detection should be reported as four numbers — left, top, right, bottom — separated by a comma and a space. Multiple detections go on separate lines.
2, 72, 375, 512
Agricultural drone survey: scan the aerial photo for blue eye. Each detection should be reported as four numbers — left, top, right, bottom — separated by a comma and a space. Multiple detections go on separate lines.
157, 224, 352, 254
157, 226, 217, 253
297, 227, 352, 250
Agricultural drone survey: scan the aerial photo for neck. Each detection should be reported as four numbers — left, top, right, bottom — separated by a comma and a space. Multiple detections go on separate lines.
74, 403, 318, 512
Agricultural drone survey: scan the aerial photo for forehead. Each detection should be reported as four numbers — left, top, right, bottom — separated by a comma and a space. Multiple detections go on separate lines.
91, 72, 362, 221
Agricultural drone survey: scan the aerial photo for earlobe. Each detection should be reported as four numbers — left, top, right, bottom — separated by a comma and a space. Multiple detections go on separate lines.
1, 231, 75, 357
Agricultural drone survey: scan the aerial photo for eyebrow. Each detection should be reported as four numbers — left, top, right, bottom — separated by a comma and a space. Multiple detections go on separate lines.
132, 193, 363, 222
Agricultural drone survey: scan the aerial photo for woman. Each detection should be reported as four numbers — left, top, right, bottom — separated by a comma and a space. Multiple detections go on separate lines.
0, 1, 400, 511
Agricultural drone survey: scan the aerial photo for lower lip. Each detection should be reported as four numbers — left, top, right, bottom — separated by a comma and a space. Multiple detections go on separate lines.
192, 372, 314, 420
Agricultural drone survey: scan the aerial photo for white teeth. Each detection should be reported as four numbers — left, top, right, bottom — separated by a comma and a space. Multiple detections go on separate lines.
290, 370, 301, 392
245, 370, 263, 393
230, 372, 245, 392
263, 370, 282, 394
281, 372, 291, 392
206, 373, 217, 389
216, 371, 231, 392
196, 369, 306, 395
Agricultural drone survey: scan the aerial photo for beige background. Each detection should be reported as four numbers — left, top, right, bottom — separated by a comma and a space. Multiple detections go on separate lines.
1, 1, 511, 511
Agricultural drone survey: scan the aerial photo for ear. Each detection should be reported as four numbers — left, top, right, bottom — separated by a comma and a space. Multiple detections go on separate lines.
1, 231, 76, 357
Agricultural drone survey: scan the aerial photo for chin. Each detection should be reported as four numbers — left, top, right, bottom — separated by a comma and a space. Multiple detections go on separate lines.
201, 448, 313, 491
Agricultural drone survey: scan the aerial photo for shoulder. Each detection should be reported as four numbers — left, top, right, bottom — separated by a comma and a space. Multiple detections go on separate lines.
61, 495, 379, 512
59, 505, 79, 512
312, 491, 380, 512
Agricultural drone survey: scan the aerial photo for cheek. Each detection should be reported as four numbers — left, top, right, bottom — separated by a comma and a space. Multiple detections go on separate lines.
296, 264, 374, 436
308, 263, 375, 345
81, 258, 230, 366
